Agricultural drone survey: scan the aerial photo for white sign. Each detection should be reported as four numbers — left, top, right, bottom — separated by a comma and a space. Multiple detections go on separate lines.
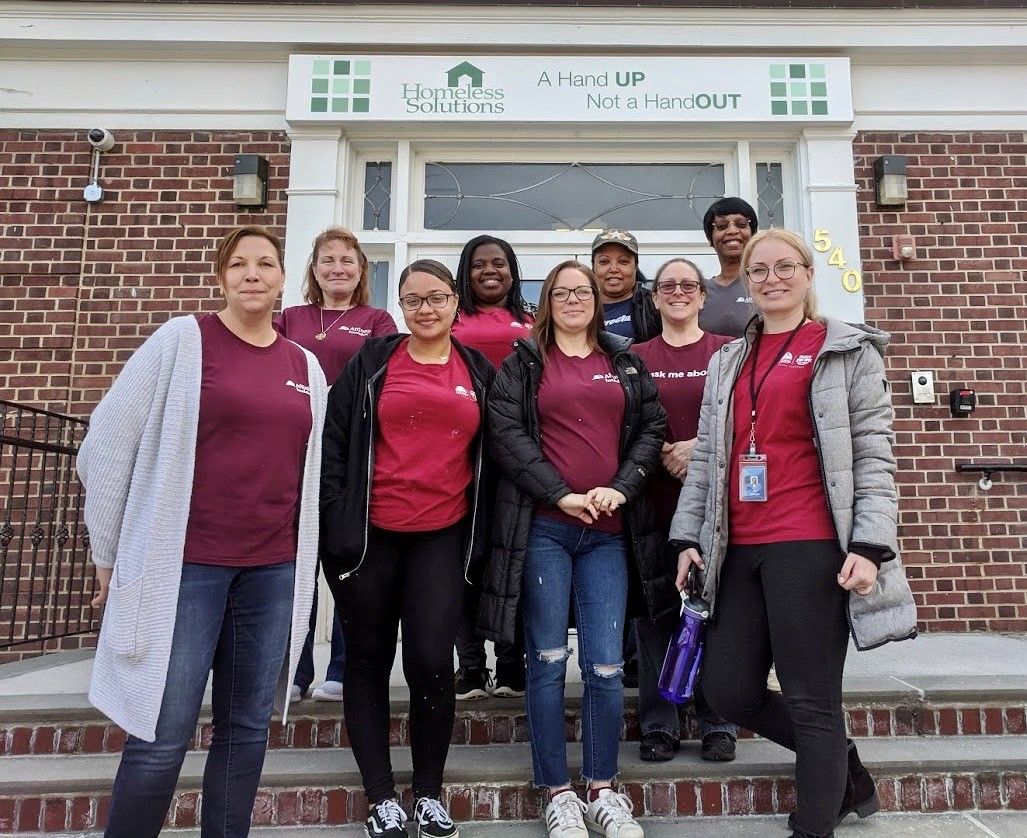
287, 55, 853, 123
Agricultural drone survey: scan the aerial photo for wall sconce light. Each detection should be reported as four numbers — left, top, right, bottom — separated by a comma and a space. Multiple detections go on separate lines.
233, 154, 269, 208
873, 154, 907, 208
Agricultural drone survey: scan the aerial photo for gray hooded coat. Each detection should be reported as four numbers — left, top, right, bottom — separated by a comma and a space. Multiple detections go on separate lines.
670, 317, 917, 650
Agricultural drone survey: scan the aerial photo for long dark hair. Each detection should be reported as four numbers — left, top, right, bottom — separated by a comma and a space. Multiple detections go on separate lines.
532, 260, 604, 362
454, 235, 530, 321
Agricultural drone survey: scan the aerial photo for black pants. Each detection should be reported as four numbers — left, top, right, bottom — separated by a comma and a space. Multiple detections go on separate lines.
702, 540, 849, 838
455, 584, 524, 671
332, 521, 465, 802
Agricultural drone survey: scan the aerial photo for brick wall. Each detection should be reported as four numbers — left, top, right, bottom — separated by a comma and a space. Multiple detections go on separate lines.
0, 129, 289, 659
0, 129, 289, 417
854, 130, 1027, 633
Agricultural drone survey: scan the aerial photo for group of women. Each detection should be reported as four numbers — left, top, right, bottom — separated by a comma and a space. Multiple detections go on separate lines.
80, 208, 913, 838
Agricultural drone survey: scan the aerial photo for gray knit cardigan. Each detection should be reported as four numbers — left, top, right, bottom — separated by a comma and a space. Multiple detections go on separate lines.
77, 316, 327, 742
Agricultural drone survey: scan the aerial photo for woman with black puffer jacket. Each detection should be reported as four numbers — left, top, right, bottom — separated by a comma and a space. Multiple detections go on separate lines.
477, 259, 672, 838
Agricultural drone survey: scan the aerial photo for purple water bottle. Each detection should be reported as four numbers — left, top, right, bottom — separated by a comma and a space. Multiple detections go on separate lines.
658, 566, 710, 705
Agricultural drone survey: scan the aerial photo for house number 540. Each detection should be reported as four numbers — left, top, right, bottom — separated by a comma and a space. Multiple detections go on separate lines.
812, 229, 862, 293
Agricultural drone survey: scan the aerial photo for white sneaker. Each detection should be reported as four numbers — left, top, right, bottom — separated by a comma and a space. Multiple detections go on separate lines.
312, 680, 345, 702
289, 684, 302, 703
585, 788, 644, 838
544, 790, 588, 838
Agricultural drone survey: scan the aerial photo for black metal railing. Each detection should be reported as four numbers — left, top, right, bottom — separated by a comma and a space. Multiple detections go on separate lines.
0, 400, 97, 649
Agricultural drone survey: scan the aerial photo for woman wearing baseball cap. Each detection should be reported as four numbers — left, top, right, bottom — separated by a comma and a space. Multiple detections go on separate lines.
591, 228, 660, 343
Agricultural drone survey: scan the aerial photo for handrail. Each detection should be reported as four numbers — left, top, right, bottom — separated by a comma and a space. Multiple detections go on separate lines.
955, 462, 1027, 491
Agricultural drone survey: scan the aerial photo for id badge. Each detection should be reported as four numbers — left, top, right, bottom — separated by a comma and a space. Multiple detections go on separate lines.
738, 453, 768, 502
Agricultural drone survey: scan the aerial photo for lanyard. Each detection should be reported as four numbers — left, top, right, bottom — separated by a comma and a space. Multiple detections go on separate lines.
746, 319, 806, 454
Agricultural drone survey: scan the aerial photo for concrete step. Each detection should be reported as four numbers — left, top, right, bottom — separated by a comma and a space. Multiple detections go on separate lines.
15, 812, 1027, 837
3, 680, 1024, 756
2, 736, 1025, 831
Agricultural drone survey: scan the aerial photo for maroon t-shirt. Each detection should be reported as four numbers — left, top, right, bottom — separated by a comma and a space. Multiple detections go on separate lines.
634, 331, 733, 531
451, 307, 534, 369
370, 340, 481, 532
537, 347, 626, 534
728, 320, 836, 545
274, 303, 397, 385
183, 313, 313, 567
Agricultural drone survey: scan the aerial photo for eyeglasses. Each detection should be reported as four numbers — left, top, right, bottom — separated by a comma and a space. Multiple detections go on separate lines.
399, 292, 455, 311
745, 260, 808, 283
713, 218, 751, 232
550, 286, 595, 303
655, 280, 701, 296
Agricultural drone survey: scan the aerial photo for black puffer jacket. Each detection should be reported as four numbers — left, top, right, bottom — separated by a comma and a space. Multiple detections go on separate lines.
320, 334, 496, 586
476, 333, 676, 646
629, 281, 661, 344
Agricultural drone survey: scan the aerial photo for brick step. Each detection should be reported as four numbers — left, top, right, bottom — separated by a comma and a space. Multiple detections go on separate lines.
1, 736, 1024, 832
14, 812, 1027, 838
2, 685, 1024, 756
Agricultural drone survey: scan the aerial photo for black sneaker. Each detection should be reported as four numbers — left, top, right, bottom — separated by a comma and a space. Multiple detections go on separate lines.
414, 796, 458, 838
640, 730, 680, 762
454, 666, 490, 700
493, 657, 526, 698
364, 799, 407, 838
700, 731, 737, 762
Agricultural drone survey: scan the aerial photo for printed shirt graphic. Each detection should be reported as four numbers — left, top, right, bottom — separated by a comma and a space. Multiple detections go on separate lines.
602, 298, 635, 339
275, 303, 397, 385
536, 347, 626, 534
451, 307, 535, 369
728, 321, 835, 544
370, 340, 481, 532
698, 277, 754, 339
634, 332, 732, 530
184, 314, 313, 567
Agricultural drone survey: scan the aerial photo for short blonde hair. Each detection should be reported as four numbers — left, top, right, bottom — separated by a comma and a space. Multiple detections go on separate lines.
740, 228, 820, 323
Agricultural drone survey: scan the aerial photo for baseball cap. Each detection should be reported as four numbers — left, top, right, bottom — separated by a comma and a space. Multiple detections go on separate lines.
591, 229, 638, 256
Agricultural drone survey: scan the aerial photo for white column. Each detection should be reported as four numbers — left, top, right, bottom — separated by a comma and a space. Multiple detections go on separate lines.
282, 126, 347, 307
798, 127, 865, 323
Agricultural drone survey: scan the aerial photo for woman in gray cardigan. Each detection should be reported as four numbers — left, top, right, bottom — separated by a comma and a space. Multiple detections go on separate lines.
670, 228, 914, 838
78, 225, 327, 838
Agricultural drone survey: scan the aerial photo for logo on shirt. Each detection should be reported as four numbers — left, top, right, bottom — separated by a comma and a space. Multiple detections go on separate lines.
736, 296, 752, 304
796, 354, 813, 366
454, 384, 478, 401
510, 321, 527, 329
285, 379, 311, 395
592, 373, 620, 384
604, 314, 632, 326
338, 325, 372, 337
650, 369, 708, 379
777, 352, 813, 368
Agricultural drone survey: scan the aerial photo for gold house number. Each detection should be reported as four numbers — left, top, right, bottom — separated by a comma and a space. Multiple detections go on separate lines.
813, 229, 862, 293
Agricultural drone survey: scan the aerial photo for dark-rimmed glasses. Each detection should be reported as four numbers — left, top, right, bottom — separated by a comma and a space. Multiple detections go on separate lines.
550, 286, 595, 303
655, 280, 701, 296
745, 260, 808, 283
399, 292, 455, 311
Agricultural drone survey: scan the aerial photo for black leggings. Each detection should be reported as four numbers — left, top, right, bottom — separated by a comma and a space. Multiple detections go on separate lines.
332, 521, 465, 802
702, 540, 849, 838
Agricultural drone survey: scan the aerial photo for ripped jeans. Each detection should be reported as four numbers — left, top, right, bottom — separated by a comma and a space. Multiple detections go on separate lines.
522, 515, 628, 787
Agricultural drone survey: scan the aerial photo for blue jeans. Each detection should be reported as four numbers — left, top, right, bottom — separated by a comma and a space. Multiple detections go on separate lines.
104, 561, 295, 838
294, 578, 345, 691
522, 516, 628, 787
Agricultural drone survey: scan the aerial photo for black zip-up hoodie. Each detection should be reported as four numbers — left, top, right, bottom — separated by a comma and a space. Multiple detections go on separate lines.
476, 333, 676, 647
319, 333, 496, 585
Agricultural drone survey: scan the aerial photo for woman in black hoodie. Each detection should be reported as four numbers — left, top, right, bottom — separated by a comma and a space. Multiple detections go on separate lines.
320, 259, 494, 838
477, 259, 673, 838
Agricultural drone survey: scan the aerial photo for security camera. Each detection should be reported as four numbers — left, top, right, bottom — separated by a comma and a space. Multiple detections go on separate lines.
87, 128, 115, 152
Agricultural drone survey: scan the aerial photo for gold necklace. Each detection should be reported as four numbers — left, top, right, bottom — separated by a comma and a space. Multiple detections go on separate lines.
315, 304, 353, 341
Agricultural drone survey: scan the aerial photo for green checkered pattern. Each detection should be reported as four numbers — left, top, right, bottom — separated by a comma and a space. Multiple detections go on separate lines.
310, 59, 371, 115
769, 63, 828, 117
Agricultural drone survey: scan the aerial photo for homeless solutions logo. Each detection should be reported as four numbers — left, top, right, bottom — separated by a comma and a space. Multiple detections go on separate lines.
401, 61, 505, 115
769, 63, 828, 116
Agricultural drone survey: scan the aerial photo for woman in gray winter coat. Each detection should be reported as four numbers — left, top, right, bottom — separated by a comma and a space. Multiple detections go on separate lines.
670, 228, 914, 838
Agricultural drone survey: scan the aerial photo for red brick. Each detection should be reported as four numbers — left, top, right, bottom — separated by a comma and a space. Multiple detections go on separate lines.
1004, 774, 1027, 810
646, 782, 674, 816
938, 708, 958, 735
81, 725, 106, 753
17, 797, 41, 831
69, 796, 93, 830
700, 781, 723, 815
925, 777, 949, 811
961, 709, 982, 735
726, 780, 751, 815
499, 785, 520, 819
675, 781, 698, 815
9, 728, 31, 755
984, 708, 1004, 734
952, 775, 975, 810
251, 791, 274, 826
847, 710, 870, 737
876, 778, 898, 812
1006, 708, 1027, 735
172, 791, 199, 828
325, 789, 348, 824
41, 798, 67, 831
0, 798, 16, 831
979, 774, 1002, 809
776, 778, 797, 814
899, 776, 923, 811
275, 790, 300, 825
291, 719, 314, 749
